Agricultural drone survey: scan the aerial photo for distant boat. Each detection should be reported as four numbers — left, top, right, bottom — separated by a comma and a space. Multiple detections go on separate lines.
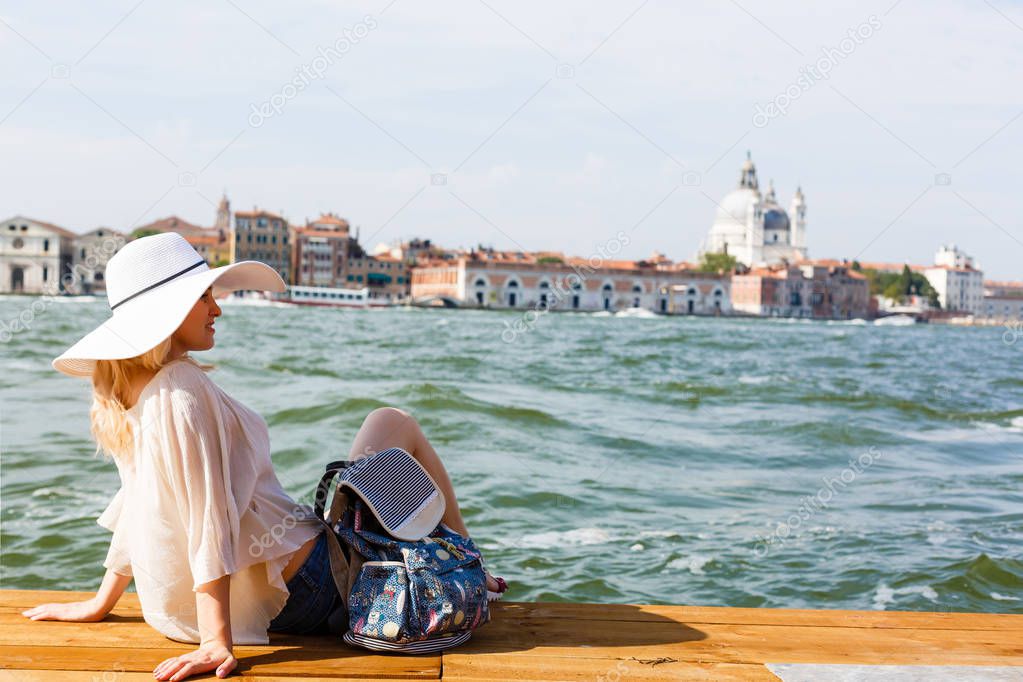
287, 285, 389, 309
218, 291, 295, 308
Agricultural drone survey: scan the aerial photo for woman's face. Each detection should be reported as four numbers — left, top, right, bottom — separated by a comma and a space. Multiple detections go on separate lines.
171, 286, 221, 355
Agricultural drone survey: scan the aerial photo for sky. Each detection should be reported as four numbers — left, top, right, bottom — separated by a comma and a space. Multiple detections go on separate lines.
1, 0, 1021, 278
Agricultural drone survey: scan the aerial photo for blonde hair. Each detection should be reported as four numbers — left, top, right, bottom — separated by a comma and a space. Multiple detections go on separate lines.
89, 339, 210, 465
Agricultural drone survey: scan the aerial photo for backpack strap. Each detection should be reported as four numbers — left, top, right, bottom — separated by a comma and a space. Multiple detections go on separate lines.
313, 460, 356, 608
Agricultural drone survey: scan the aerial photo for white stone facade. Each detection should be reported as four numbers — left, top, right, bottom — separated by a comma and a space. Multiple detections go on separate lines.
0, 216, 75, 294
411, 257, 730, 314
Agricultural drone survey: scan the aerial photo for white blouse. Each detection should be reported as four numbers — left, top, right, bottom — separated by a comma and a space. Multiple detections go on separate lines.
96, 357, 323, 645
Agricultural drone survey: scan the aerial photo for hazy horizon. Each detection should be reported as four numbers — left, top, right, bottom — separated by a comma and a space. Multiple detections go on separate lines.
2, 1, 1021, 278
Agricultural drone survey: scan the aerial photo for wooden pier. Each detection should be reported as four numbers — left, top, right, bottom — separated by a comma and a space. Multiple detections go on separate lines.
1, 590, 1021, 680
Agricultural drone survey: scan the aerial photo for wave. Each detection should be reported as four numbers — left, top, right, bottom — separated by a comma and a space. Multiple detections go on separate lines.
393, 382, 566, 427
265, 397, 386, 426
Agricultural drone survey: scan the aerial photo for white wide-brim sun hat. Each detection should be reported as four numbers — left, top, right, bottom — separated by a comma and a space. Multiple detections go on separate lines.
53, 232, 286, 378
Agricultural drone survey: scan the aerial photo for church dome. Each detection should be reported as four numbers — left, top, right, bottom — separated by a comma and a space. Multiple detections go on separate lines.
763, 207, 790, 232
710, 187, 759, 239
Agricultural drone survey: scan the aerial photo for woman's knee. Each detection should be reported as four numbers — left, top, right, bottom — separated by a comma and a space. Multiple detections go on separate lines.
350, 407, 419, 459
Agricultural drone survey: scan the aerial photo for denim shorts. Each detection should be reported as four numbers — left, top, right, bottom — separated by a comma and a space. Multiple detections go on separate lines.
268, 530, 347, 636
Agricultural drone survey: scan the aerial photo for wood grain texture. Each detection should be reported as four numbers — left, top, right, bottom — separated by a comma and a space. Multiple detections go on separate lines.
3, 590, 1021, 681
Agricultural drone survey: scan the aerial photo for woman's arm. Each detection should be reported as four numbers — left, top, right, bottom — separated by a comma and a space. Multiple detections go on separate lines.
22, 567, 132, 622
153, 574, 237, 681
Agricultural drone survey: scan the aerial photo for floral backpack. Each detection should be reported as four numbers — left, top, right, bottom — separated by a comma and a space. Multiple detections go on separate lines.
312, 447, 491, 653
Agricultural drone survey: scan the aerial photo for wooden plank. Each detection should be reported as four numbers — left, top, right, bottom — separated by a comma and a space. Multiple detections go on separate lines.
0, 672, 381, 682
441, 653, 780, 681
0, 646, 439, 679
486, 602, 1023, 631
4, 592, 1021, 631
454, 616, 1023, 666
0, 611, 336, 650
3, 590, 1022, 680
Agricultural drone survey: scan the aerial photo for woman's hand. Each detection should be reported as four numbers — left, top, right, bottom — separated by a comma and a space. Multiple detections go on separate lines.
153, 641, 236, 681
22, 598, 107, 622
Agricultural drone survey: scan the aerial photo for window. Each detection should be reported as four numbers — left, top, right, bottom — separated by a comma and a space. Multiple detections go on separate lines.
43, 239, 50, 251
80, 248, 85, 259
539, 281, 550, 289
632, 284, 642, 293
43, 266, 48, 282
507, 280, 519, 288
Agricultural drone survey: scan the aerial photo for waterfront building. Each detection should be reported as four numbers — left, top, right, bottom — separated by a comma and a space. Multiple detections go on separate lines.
292, 214, 410, 302
0, 216, 75, 294
292, 214, 353, 288
980, 281, 1023, 321
71, 227, 127, 293
135, 203, 230, 267
346, 253, 410, 303
731, 260, 870, 319
410, 249, 730, 314
232, 208, 291, 283
184, 233, 230, 266
700, 152, 807, 267
923, 245, 983, 314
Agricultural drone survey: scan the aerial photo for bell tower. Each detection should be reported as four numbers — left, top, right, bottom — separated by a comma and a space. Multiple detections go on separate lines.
214, 193, 231, 234
790, 186, 807, 252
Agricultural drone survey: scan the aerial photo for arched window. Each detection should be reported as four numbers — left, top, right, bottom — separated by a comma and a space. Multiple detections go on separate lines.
507, 280, 519, 287
632, 284, 642, 293
474, 278, 486, 287
539, 281, 550, 289
687, 287, 697, 296
602, 283, 613, 291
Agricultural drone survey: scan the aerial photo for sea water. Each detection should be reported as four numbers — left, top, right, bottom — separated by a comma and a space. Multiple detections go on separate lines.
1, 298, 1020, 613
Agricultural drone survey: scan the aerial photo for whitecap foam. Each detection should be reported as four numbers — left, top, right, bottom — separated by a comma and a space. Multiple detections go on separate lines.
872, 583, 938, 610
991, 592, 1020, 601
665, 554, 712, 575
518, 527, 611, 549
639, 530, 683, 539
629, 543, 644, 552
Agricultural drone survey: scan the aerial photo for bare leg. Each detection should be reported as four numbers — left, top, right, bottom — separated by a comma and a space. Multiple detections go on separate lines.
348, 407, 501, 592
348, 407, 470, 536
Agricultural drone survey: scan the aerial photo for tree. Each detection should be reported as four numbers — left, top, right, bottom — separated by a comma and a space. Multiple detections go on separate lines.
698, 251, 738, 273
130, 228, 162, 239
